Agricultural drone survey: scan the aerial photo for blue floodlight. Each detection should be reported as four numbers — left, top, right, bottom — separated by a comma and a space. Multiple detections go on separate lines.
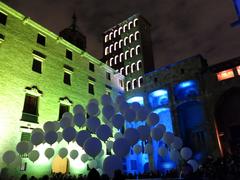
148, 89, 169, 108
127, 96, 144, 105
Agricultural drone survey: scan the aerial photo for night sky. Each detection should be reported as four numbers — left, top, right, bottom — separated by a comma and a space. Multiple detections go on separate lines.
2, 0, 240, 69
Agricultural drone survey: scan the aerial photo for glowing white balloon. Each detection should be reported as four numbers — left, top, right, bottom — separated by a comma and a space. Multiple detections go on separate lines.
187, 159, 199, 172
162, 132, 175, 146
101, 94, 113, 106
145, 144, 153, 155
62, 127, 76, 143
88, 160, 97, 169
73, 104, 85, 115
137, 125, 150, 141
158, 146, 168, 157
70, 150, 79, 160
45, 148, 54, 159
103, 155, 123, 177
62, 112, 73, 119
76, 130, 92, 147
28, 150, 39, 162
151, 127, 164, 141
31, 131, 44, 146
124, 108, 136, 122
74, 113, 86, 128
96, 125, 112, 142
58, 148, 68, 159
111, 114, 125, 130
180, 147, 192, 161
60, 117, 73, 129
87, 116, 101, 133
45, 131, 58, 145
81, 154, 89, 163
87, 102, 99, 116
113, 138, 130, 157
147, 113, 159, 126
2, 151, 16, 165
83, 137, 102, 158
124, 128, 139, 146
133, 144, 142, 155
102, 105, 115, 120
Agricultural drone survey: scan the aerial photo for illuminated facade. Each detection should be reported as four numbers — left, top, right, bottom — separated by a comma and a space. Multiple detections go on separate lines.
102, 14, 154, 91
0, 2, 123, 176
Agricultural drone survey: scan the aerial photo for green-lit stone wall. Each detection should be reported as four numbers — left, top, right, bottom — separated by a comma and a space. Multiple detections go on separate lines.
0, 2, 123, 177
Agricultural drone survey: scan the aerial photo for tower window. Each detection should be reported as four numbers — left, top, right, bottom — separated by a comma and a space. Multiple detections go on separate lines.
64, 72, 71, 85
21, 132, 31, 142
66, 49, 72, 60
0, 11, 7, 25
106, 72, 111, 80
32, 59, 42, 74
23, 94, 38, 115
37, 34, 45, 46
58, 104, 69, 120
88, 83, 94, 95
89, 62, 95, 72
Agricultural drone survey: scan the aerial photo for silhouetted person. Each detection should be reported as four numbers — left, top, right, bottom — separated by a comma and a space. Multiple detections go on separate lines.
101, 174, 110, 180
113, 169, 125, 180
87, 168, 101, 180
20, 174, 28, 180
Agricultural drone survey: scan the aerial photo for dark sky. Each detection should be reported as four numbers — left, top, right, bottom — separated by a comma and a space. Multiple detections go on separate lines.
2, 0, 240, 69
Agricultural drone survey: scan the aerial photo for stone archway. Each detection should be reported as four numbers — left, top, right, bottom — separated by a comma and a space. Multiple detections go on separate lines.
215, 87, 240, 154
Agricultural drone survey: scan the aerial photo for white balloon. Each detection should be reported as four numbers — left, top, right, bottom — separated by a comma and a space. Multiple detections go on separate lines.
187, 159, 199, 172
158, 146, 168, 157
124, 128, 139, 146
171, 136, 183, 150
87, 102, 99, 116
115, 95, 125, 105
28, 150, 39, 162
31, 131, 44, 146
70, 150, 79, 160
102, 105, 115, 120
119, 102, 129, 115
96, 125, 112, 142
113, 138, 130, 157
130, 102, 141, 112
101, 94, 113, 106
162, 132, 175, 146
62, 112, 73, 119
147, 113, 159, 126
111, 114, 125, 130
57, 132, 63, 143
87, 116, 101, 133
170, 149, 180, 163
103, 155, 123, 177
97, 168, 103, 175
89, 98, 99, 106
124, 108, 136, 122
63, 127, 76, 143
133, 144, 142, 155
137, 125, 150, 141
45, 148, 54, 159
156, 124, 166, 134
151, 127, 164, 141
81, 154, 89, 163
16, 141, 32, 155
76, 130, 92, 147
74, 113, 86, 128
83, 137, 102, 158
88, 160, 97, 169
45, 131, 58, 145
114, 132, 123, 139
73, 104, 85, 115
60, 117, 73, 129
58, 148, 68, 159
10, 155, 22, 168
145, 144, 153, 155
136, 107, 149, 121
2, 151, 16, 165
180, 147, 192, 161
32, 128, 44, 135
106, 140, 114, 150
43, 121, 56, 132
53, 121, 60, 131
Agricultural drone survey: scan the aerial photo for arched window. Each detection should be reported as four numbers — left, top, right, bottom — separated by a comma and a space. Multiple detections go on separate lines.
120, 67, 125, 76
137, 60, 142, 70
133, 18, 138, 27
105, 47, 109, 55
136, 45, 141, 55
129, 34, 134, 43
114, 55, 119, 64
118, 27, 123, 35
123, 24, 128, 32
135, 31, 140, 40
125, 51, 130, 60
105, 35, 108, 42
114, 42, 118, 51
114, 30, 118, 38
130, 48, 135, 57
109, 32, 113, 40
131, 63, 136, 73
119, 53, 124, 62
132, 79, 137, 89
125, 65, 130, 75
138, 76, 143, 87
109, 58, 113, 67
128, 21, 133, 30
119, 39, 123, 49
109, 44, 113, 53
126, 81, 131, 91
124, 37, 129, 46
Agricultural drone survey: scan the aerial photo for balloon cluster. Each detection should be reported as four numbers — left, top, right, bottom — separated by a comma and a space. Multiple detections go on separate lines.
2, 94, 199, 176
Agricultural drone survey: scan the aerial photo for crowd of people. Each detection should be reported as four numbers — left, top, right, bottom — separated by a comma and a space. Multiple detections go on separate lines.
1, 152, 240, 180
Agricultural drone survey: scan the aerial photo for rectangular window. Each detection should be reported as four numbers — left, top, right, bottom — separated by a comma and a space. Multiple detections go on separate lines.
119, 79, 123, 87
23, 94, 38, 115
21, 132, 31, 141
64, 72, 71, 85
0, 11, 7, 25
106, 72, 111, 80
236, 65, 240, 75
88, 83, 94, 95
58, 104, 69, 120
32, 59, 42, 74
20, 162, 27, 171
37, 34, 45, 46
216, 69, 234, 81
66, 49, 72, 60
89, 62, 95, 72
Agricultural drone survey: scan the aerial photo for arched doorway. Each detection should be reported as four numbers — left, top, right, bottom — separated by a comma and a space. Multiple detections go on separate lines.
52, 155, 68, 174
215, 87, 240, 155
